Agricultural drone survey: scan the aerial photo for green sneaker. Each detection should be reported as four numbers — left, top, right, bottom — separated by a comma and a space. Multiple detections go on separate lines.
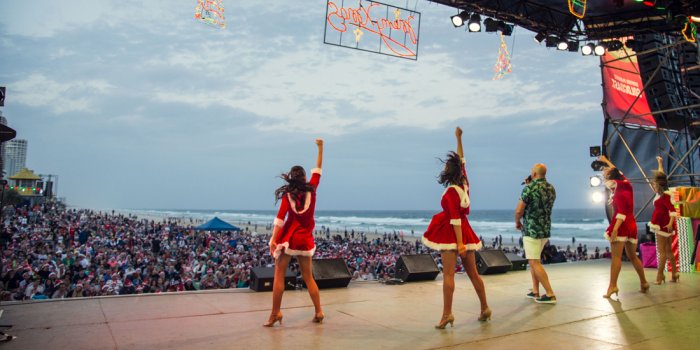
526, 292, 539, 299
535, 295, 557, 304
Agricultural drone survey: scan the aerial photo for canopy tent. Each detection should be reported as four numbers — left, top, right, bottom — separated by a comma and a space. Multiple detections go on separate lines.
194, 217, 240, 231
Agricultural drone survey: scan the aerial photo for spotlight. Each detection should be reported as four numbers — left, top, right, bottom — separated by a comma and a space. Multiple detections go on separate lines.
594, 43, 606, 56
484, 18, 498, 32
642, 0, 656, 6
567, 41, 579, 52
591, 191, 605, 203
607, 40, 623, 51
468, 13, 481, 32
692, 16, 700, 23
499, 23, 514, 36
582, 43, 595, 56
534, 32, 546, 43
589, 146, 601, 157
590, 176, 603, 187
557, 38, 569, 51
451, 11, 468, 27
545, 36, 558, 47
591, 160, 607, 171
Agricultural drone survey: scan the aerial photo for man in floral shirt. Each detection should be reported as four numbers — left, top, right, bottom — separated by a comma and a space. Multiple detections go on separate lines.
515, 163, 557, 304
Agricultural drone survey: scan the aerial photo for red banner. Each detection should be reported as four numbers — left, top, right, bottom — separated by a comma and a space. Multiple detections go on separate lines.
601, 47, 655, 126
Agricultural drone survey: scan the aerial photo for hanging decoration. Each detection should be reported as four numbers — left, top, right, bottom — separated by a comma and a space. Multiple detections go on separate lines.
493, 34, 512, 80
194, 0, 226, 29
568, 0, 587, 19
682, 17, 697, 43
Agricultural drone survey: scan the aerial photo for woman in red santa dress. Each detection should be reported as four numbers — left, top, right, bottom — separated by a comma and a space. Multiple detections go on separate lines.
422, 127, 490, 329
598, 155, 649, 298
264, 139, 324, 327
648, 156, 679, 284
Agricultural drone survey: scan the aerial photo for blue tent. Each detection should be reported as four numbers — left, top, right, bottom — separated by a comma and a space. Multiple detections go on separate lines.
194, 217, 240, 231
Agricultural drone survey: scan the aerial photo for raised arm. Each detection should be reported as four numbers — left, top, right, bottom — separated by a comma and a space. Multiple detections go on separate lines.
656, 156, 664, 173
598, 155, 614, 169
315, 139, 324, 169
455, 127, 464, 158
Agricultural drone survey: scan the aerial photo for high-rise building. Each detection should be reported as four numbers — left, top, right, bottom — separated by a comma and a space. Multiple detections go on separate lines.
4, 139, 27, 179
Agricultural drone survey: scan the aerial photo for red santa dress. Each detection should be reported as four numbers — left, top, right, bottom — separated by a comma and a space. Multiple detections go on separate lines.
422, 159, 482, 251
604, 174, 638, 244
270, 168, 321, 259
648, 192, 677, 237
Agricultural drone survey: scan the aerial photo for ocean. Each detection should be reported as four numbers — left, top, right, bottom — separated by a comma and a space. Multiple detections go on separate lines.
122, 208, 611, 247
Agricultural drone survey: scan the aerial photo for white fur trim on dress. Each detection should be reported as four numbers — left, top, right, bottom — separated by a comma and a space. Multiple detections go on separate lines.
604, 232, 637, 244
669, 211, 678, 217
272, 242, 316, 259
311, 168, 322, 175
273, 218, 284, 227
288, 192, 312, 214
615, 213, 627, 221
449, 219, 461, 225
421, 236, 482, 251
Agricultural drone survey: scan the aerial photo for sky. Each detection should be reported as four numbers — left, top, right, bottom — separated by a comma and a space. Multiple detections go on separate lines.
0, 0, 606, 211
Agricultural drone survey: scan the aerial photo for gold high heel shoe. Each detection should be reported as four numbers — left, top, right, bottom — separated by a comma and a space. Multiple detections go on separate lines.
263, 313, 283, 327
603, 287, 619, 299
478, 308, 492, 322
654, 274, 666, 285
671, 274, 680, 283
312, 312, 325, 323
640, 282, 650, 293
434, 314, 454, 329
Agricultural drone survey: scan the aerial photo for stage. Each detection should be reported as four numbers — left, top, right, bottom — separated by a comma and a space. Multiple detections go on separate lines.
1, 260, 698, 349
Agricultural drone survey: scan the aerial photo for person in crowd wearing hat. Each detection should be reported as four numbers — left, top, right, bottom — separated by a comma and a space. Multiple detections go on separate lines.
51, 280, 68, 299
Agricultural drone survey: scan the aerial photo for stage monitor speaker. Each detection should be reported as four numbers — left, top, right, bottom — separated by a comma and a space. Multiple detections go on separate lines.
310, 258, 352, 289
250, 267, 295, 292
394, 254, 439, 282
476, 250, 512, 275
505, 252, 527, 271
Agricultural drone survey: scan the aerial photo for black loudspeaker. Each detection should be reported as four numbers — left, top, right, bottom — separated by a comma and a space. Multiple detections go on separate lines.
475, 250, 512, 275
311, 258, 352, 289
505, 252, 527, 271
394, 254, 439, 282
250, 267, 296, 292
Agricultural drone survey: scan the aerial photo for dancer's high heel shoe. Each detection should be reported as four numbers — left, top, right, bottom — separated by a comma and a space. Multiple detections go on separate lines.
434, 314, 454, 329
312, 312, 325, 323
671, 274, 680, 283
654, 274, 666, 285
640, 282, 650, 293
478, 308, 492, 322
603, 287, 619, 299
263, 313, 283, 327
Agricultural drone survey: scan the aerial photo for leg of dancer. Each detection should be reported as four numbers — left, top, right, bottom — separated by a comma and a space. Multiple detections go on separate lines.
624, 241, 649, 292
265, 253, 292, 326
605, 241, 624, 298
460, 251, 490, 320
655, 234, 667, 284
297, 255, 323, 322
436, 251, 457, 328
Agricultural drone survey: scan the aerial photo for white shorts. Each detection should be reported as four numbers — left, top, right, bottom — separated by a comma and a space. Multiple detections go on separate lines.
523, 236, 548, 260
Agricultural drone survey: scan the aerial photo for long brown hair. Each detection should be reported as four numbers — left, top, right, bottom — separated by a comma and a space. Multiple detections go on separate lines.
438, 151, 467, 187
274, 166, 315, 205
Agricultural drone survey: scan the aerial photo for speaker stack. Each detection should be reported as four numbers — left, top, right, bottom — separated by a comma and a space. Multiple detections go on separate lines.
505, 252, 528, 271
309, 258, 352, 289
249, 267, 296, 292
475, 250, 512, 275
394, 254, 439, 282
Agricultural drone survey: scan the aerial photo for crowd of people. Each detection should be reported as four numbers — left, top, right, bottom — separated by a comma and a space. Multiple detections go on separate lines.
0, 201, 605, 301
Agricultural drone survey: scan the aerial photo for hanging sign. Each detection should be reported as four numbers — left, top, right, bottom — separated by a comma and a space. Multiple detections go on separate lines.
195, 0, 226, 29
324, 0, 421, 60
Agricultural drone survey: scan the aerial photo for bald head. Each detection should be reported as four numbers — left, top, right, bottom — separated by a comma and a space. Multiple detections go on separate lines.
531, 163, 547, 179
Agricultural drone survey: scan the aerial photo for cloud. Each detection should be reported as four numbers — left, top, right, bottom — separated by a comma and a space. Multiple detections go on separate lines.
10, 74, 114, 114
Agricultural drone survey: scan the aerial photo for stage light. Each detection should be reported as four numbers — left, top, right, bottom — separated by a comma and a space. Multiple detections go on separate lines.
692, 16, 700, 23
590, 176, 603, 187
567, 41, 579, 52
499, 23, 514, 36
594, 43, 606, 56
642, 0, 656, 6
591, 191, 605, 203
451, 11, 468, 27
582, 43, 595, 56
607, 40, 623, 51
557, 38, 569, 51
468, 13, 481, 32
484, 18, 498, 32
545, 36, 558, 47
534, 32, 546, 43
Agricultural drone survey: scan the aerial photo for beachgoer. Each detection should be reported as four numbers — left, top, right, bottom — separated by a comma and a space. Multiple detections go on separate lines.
265, 139, 325, 327
648, 156, 679, 284
515, 163, 557, 304
598, 155, 649, 298
422, 127, 491, 329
